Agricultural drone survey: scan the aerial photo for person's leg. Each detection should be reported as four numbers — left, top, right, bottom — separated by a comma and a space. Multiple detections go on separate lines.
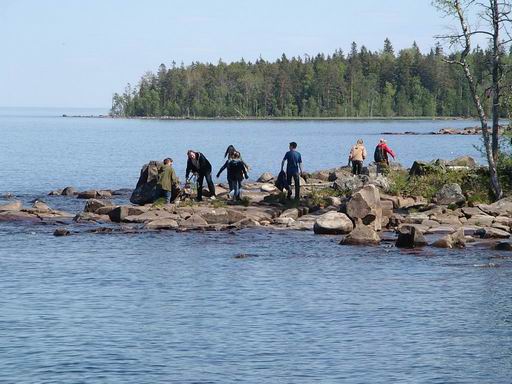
197, 175, 204, 201
356, 161, 362, 175
234, 179, 241, 200
293, 174, 300, 200
205, 172, 216, 197
286, 173, 293, 199
237, 180, 242, 199
352, 161, 357, 175
228, 178, 236, 200
169, 185, 179, 203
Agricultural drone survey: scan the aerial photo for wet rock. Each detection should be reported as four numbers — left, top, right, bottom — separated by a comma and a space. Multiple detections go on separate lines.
346, 185, 382, 231
257, 172, 274, 183
435, 183, 465, 205
145, 218, 179, 230
432, 235, 453, 249
0, 210, 41, 222
48, 189, 63, 196
341, 224, 381, 245
313, 211, 353, 235
73, 212, 110, 223
97, 190, 112, 198
0, 200, 22, 211
432, 229, 466, 249
108, 206, 130, 223
274, 217, 295, 226
396, 226, 427, 248
53, 228, 70, 237
474, 227, 510, 239
495, 242, 512, 251
77, 190, 99, 199
84, 199, 112, 213
32, 201, 51, 213
61, 186, 77, 196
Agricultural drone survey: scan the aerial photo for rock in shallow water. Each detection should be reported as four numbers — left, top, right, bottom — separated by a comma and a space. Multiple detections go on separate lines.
340, 224, 381, 245
313, 211, 353, 235
53, 228, 70, 236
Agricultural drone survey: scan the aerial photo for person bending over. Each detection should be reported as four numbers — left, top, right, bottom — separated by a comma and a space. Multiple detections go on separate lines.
349, 139, 367, 175
186, 150, 216, 201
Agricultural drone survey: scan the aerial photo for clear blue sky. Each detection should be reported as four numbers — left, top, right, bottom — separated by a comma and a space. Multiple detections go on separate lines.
0, 0, 447, 109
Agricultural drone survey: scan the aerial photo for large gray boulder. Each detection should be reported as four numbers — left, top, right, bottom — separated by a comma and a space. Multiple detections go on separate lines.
84, 199, 112, 213
435, 183, 465, 205
313, 211, 353, 235
257, 172, 274, 183
346, 185, 382, 231
333, 176, 364, 192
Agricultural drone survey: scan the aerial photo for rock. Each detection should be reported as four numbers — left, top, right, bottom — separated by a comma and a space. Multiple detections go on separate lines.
123, 210, 179, 223
432, 228, 466, 249
77, 190, 99, 199
145, 219, 179, 230
409, 161, 443, 176
201, 208, 230, 225
97, 190, 112, 198
478, 197, 512, 217
325, 196, 342, 207
341, 224, 381, 245
53, 228, 70, 237
48, 189, 63, 196
257, 172, 274, 183
367, 175, 390, 190
274, 217, 295, 226
434, 214, 462, 226
493, 216, 512, 227
61, 186, 77, 196
346, 185, 382, 231
84, 199, 112, 213
181, 214, 208, 228
461, 206, 484, 218
313, 211, 354, 235
421, 219, 440, 228
396, 226, 427, 248
474, 227, 510, 239
435, 183, 465, 205
280, 208, 300, 220
432, 235, 453, 248
404, 212, 429, 224
333, 176, 364, 192
73, 212, 110, 223
108, 206, 130, 223
0, 210, 41, 222
260, 183, 277, 193
0, 200, 22, 211
130, 161, 162, 205
467, 214, 494, 227
226, 209, 247, 224
32, 201, 51, 213
495, 242, 512, 251
447, 156, 477, 168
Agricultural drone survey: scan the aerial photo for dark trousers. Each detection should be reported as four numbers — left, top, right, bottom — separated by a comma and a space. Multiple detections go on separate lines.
286, 173, 300, 200
197, 172, 216, 201
228, 178, 242, 200
376, 161, 389, 175
352, 160, 363, 175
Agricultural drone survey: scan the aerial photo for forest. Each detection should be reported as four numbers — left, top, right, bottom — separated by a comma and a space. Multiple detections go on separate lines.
110, 39, 511, 118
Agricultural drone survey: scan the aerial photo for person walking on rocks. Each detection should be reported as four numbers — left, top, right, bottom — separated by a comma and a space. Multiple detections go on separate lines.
216, 151, 248, 201
186, 150, 216, 201
349, 139, 367, 175
157, 158, 180, 203
374, 139, 396, 175
281, 142, 303, 200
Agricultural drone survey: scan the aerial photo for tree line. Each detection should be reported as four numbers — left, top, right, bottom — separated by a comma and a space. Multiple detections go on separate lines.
111, 39, 511, 118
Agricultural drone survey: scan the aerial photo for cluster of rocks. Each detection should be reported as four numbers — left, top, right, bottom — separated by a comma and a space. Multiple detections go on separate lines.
382, 126, 507, 136
2, 157, 512, 252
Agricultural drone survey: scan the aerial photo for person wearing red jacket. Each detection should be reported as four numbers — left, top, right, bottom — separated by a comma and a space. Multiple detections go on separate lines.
374, 139, 396, 175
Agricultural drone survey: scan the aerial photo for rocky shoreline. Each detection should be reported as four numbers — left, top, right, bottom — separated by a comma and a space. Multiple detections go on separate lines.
382, 126, 508, 136
2, 159, 512, 253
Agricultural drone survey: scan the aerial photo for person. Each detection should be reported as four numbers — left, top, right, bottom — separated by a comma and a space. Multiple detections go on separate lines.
185, 150, 216, 201
349, 139, 367, 175
157, 158, 180, 203
216, 151, 248, 201
224, 144, 250, 173
281, 141, 303, 200
374, 139, 396, 175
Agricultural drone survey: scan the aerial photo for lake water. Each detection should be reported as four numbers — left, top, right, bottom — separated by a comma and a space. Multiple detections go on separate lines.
1, 108, 511, 383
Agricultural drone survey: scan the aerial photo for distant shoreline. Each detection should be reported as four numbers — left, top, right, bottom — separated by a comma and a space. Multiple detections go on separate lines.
62, 114, 476, 121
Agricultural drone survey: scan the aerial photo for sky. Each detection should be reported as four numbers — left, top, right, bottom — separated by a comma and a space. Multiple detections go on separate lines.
0, 0, 453, 109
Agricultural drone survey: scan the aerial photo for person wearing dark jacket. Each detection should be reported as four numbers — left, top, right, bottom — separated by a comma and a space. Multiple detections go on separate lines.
186, 150, 216, 201
216, 151, 248, 201
374, 139, 396, 175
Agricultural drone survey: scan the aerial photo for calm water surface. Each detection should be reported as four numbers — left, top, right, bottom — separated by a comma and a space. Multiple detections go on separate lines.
1, 109, 511, 383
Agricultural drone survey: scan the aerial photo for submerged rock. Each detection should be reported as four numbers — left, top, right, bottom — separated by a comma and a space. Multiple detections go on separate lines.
53, 228, 71, 237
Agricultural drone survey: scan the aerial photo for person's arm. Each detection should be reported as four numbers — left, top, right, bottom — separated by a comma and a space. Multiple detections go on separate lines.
171, 168, 179, 186
216, 161, 228, 178
281, 153, 287, 171
363, 147, 367, 160
298, 154, 304, 175
185, 159, 191, 179
242, 164, 249, 179
349, 146, 354, 160
385, 145, 396, 159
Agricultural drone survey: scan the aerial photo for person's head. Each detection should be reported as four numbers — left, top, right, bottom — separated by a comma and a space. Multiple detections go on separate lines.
187, 150, 196, 159
232, 151, 240, 159
379, 138, 386, 144
356, 139, 364, 145
289, 142, 298, 150
225, 145, 236, 158
163, 158, 173, 166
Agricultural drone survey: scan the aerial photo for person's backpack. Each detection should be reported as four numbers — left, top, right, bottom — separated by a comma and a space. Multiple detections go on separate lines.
374, 145, 385, 163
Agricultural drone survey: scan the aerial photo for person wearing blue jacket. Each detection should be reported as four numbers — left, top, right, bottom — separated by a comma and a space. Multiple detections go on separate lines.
281, 142, 304, 200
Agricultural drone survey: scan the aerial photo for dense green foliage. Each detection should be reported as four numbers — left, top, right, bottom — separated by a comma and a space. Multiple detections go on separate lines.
111, 39, 510, 118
